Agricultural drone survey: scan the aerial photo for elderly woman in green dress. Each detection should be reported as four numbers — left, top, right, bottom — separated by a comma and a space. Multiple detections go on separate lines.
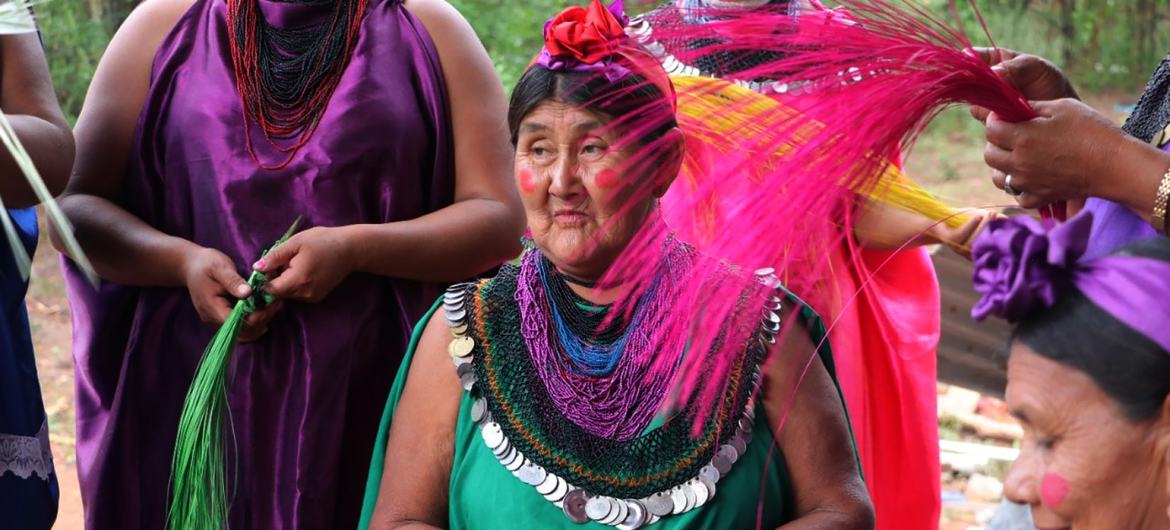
359, 1, 872, 528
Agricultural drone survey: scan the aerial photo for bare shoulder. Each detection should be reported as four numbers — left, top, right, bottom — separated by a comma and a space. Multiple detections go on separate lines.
124, 0, 199, 39
401, 0, 476, 37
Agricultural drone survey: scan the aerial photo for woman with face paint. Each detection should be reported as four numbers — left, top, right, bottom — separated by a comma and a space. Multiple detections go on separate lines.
359, 1, 873, 528
970, 212, 1170, 529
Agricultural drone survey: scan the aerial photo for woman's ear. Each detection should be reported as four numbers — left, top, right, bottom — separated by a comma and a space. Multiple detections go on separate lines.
652, 127, 685, 198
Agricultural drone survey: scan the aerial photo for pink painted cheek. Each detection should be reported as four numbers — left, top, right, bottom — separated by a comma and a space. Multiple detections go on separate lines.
517, 168, 537, 194
1041, 472, 1070, 508
595, 168, 619, 189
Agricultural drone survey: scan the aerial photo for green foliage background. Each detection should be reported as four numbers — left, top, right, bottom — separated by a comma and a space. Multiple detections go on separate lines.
35, 0, 1170, 123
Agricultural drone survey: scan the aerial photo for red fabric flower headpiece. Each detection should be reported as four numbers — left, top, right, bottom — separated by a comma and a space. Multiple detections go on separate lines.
533, 0, 677, 110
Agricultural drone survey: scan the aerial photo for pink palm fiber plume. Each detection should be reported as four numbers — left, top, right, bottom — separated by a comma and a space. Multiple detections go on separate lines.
602, 0, 1044, 429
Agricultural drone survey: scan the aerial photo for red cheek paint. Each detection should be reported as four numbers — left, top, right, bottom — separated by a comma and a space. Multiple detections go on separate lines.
518, 168, 536, 194
1040, 472, 1070, 508
595, 168, 619, 189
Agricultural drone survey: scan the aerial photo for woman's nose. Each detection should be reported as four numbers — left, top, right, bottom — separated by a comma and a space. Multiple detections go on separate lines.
548, 155, 585, 202
1003, 450, 1041, 506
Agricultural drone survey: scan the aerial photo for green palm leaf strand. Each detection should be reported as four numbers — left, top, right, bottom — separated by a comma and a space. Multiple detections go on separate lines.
167, 217, 301, 530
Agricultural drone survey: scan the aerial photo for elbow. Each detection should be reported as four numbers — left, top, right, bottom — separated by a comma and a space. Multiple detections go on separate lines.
47, 193, 83, 255
44, 125, 77, 198
481, 196, 526, 265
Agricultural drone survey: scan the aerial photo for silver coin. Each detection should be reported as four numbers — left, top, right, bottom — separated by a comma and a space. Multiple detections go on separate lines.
699, 464, 720, 483
544, 476, 569, 503
762, 317, 781, 334
719, 444, 740, 464
471, 398, 488, 423
536, 472, 560, 495
759, 333, 776, 345
681, 482, 697, 512
738, 416, 753, 433
645, 493, 673, 517
563, 489, 591, 524
731, 435, 748, 457
617, 500, 647, 530
754, 267, 776, 277
766, 296, 784, 311
604, 497, 628, 526
492, 436, 511, 458
481, 422, 503, 449
498, 445, 518, 467
459, 371, 476, 392
690, 479, 710, 508
505, 452, 526, 472
646, 514, 660, 526
712, 452, 732, 475
741, 428, 753, 446
445, 283, 468, 294
745, 403, 757, 421
452, 354, 472, 368
455, 361, 473, 378
518, 462, 547, 486
443, 289, 465, 301
445, 307, 467, 322
669, 487, 687, 515
585, 496, 613, 522
699, 476, 718, 503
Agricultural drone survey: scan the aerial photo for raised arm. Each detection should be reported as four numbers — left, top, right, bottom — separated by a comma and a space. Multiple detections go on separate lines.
0, 31, 73, 207
258, 0, 525, 301
369, 310, 464, 530
763, 316, 874, 530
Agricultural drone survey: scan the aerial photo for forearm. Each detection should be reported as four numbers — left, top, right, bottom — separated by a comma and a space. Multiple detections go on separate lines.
1097, 136, 1170, 230
778, 509, 873, 530
54, 193, 199, 287
853, 199, 937, 250
0, 114, 73, 208
345, 197, 523, 283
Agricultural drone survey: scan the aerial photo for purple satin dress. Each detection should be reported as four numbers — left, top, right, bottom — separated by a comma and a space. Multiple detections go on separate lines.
62, 0, 454, 528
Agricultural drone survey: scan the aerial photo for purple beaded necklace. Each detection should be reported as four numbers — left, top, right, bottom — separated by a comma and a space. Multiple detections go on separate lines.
516, 241, 690, 440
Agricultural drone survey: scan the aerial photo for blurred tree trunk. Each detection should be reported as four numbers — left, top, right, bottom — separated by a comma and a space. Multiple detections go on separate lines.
1057, 0, 1075, 66
86, 0, 140, 24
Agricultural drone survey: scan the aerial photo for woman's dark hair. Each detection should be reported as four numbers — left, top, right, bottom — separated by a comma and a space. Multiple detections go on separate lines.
1014, 237, 1170, 422
507, 65, 678, 146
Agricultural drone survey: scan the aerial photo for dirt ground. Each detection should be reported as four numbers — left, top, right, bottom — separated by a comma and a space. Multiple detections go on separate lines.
25, 95, 1132, 529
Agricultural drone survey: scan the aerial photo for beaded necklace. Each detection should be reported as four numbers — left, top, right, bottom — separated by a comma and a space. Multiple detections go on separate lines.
227, 0, 368, 169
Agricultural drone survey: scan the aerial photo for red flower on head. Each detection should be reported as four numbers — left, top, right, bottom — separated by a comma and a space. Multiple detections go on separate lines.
543, 0, 628, 65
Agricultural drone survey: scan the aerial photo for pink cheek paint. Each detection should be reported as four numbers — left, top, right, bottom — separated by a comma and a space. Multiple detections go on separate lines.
1040, 472, 1070, 508
518, 168, 537, 194
595, 168, 619, 189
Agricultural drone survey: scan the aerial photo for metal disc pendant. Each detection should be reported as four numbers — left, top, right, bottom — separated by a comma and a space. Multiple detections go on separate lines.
645, 492, 674, 517
730, 435, 748, 457
699, 464, 720, 483
536, 473, 560, 496
481, 422, 503, 449
470, 398, 488, 423
669, 487, 687, 515
691, 479, 710, 508
617, 499, 647, 530
681, 482, 697, 512
699, 476, 718, 502
719, 444, 740, 465
448, 336, 474, 358
459, 371, 476, 391
563, 489, 591, 524
544, 476, 569, 503
712, 452, 732, 475
604, 497, 628, 525
518, 462, 547, 486
505, 452, 526, 472
585, 496, 613, 522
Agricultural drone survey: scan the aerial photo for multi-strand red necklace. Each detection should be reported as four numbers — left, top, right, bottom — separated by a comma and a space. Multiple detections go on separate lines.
226, 0, 369, 170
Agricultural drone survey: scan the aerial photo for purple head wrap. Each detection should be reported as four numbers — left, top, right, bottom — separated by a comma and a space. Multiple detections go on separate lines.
971, 212, 1170, 353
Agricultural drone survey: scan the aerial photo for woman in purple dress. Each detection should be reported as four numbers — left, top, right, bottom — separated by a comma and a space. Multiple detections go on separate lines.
973, 49, 1170, 258
53, 0, 524, 528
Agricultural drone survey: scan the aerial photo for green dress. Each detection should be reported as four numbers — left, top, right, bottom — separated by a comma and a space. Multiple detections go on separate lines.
359, 264, 852, 530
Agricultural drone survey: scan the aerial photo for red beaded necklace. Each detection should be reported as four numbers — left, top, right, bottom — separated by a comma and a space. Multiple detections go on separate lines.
226, 0, 369, 169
